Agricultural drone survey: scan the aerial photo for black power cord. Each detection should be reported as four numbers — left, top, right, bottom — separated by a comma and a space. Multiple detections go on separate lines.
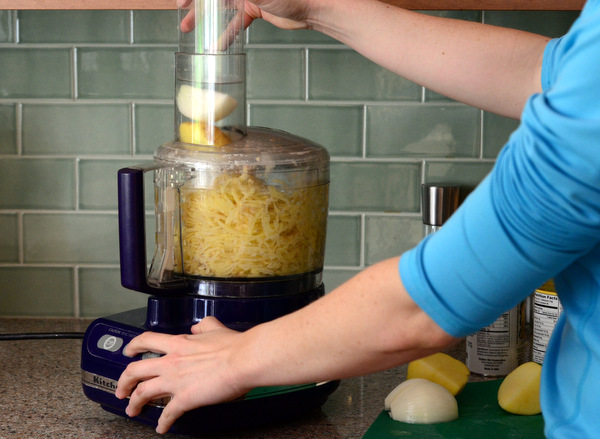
0, 332, 85, 341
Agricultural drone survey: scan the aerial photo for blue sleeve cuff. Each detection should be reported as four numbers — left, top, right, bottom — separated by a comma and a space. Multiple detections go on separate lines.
541, 37, 562, 91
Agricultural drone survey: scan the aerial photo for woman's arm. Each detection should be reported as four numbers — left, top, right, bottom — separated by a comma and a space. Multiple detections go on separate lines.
228, 0, 549, 119
116, 256, 458, 434
180, 0, 548, 117
306, 0, 549, 119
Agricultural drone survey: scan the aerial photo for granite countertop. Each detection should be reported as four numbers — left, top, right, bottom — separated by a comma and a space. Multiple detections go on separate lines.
0, 318, 410, 439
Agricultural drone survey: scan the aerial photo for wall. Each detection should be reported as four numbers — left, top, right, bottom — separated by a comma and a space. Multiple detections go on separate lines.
0, 9, 577, 317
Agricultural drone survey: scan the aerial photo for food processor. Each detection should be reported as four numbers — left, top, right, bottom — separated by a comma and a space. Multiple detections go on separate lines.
81, 0, 338, 434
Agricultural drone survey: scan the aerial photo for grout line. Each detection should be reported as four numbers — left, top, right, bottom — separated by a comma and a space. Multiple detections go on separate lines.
2, 209, 119, 215
1, 98, 467, 108
0, 42, 178, 49
0, 262, 121, 269
15, 102, 22, 155
246, 43, 348, 50
74, 158, 80, 211
129, 10, 135, 44
304, 47, 310, 101
359, 213, 366, 268
0, 155, 155, 162
130, 102, 137, 155
0, 98, 172, 105
71, 47, 79, 100
17, 212, 24, 264
12, 10, 19, 44
246, 100, 251, 126
246, 99, 467, 108
330, 210, 420, 218
361, 105, 368, 159
73, 267, 80, 318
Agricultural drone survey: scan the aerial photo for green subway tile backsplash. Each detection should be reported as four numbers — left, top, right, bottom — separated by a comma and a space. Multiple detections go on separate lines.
79, 159, 154, 210
77, 48, 175, 99
325, 215, 362, 267
249, 104, 363, 156
0, 267, 74, 317
0, 9, 577, 317
132, 10, 179, 44
22, 104, 131, 155
0, 158, 75, 210
0, 48, 71, 98
79, 268, 148, 317
367, 104, 480, 158
246, 49, 304, 100
482, 111, 520, 159
18, 11, 130, 43
23, 213, 119, 264
0, 11, 13, 43
425, 161, 495, 197
0, 214, 18, 262
134, 103, 174, 154
309, 49, 421, 102
330, 162, 421, 212
365, 216, 423, 265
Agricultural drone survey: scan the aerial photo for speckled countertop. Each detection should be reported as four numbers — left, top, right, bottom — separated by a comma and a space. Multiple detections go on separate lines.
0, 318, 414, 439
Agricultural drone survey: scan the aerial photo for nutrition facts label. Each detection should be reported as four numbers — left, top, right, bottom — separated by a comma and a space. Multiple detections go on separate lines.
466, 303, 526, 376
533, 290, 563, 364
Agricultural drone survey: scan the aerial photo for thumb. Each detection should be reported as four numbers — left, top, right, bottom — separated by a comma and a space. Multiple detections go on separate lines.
191, 316, 227, 334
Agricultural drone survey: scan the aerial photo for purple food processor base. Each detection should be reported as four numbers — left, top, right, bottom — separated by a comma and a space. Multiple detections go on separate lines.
81, 289, 339, 435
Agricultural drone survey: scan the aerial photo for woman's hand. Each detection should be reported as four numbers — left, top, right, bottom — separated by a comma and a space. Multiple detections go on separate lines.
177, 0, 317, 33
115, 317, 250, 434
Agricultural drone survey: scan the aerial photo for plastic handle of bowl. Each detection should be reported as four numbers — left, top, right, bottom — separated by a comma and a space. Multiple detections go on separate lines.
118, 166, 176, 296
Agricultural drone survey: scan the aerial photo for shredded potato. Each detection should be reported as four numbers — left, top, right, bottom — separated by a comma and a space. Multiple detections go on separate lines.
176, 171, 328, 278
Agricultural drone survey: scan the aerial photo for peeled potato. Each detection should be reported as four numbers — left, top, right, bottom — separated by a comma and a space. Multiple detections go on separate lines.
386, 378, 459, 424
497, 362, 542, 415
176, 84, 238, 123
407, 353, 470, 396
179, 122, 231, 146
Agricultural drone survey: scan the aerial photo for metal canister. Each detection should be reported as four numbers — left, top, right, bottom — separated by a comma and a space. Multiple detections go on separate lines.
466, 300, 528, 376
532, 280, 563, 364
421, 184, 460, 236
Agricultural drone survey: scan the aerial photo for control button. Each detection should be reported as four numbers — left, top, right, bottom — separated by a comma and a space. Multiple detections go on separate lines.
98, 334, 124, 352
142, 351, 163, 360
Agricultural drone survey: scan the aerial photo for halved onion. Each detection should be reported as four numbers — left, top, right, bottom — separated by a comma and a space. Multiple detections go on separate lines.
386, 378, 458, 424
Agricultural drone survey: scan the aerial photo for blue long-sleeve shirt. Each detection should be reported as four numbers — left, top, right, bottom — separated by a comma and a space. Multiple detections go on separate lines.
400, 1, 600, 436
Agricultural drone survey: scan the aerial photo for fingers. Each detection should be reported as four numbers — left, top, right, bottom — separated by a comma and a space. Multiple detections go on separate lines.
122, 331, 172, 357
125, 376, 170, 418
176, 0, 193, 8
191, 316, 227, 334
180, 9, 196, 33
115, 355, 162, 400
156, 397, 187, 434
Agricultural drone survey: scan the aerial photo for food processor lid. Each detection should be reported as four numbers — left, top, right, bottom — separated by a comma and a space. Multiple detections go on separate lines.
155, 126, 330, 177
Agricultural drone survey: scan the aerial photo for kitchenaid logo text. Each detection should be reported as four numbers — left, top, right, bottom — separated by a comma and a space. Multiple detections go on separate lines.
94, 375, 117, 391
82, 371, 118, 393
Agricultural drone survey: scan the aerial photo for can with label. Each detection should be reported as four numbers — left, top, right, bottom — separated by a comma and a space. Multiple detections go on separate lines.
466, 301, 528, 376
532, 280, 563, 364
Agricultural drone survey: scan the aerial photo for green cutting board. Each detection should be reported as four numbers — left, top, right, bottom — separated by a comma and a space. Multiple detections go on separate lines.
363, 379, 544, 438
